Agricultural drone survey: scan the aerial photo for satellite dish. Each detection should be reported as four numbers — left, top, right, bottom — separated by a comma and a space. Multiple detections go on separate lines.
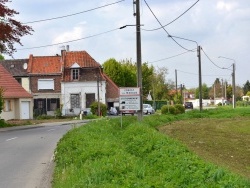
23, 63, 27, 70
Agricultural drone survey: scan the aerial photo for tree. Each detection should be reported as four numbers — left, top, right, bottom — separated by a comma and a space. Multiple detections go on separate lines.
0, 54, 4, 60
103, 58, 125, 86
195, 83, 209, 99
0, 0, 33, 56
243, 80, 250, 95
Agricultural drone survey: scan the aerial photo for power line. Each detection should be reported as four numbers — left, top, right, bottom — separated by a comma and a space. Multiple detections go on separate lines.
23, 0, 125, 24
143, 0, 200, 31
201, 47, 233, 70
17, 28, 120, 50
148, 48, 196, 64
143, 0, 193, 51
177, 69, 230, 77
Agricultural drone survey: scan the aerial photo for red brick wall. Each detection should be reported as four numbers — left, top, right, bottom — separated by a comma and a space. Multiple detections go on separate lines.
30, 75, 61, 93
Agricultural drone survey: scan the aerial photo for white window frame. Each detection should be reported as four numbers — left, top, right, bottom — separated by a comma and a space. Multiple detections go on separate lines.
71, 69, 79, 81
38, 79, 54, 90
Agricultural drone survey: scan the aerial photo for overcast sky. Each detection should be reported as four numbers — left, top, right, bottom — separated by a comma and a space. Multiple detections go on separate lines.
4, 0, 250, 88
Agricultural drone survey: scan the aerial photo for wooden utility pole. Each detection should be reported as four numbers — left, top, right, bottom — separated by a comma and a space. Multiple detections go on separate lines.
135, 0, 143, 121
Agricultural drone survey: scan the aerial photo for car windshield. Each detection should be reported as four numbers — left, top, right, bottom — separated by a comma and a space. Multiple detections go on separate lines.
143, 104, 148, 108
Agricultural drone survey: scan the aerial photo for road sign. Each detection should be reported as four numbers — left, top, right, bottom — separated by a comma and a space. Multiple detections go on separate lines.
119, 96, 140, 111
119, 87, 140, 111
119, 87, 140, 96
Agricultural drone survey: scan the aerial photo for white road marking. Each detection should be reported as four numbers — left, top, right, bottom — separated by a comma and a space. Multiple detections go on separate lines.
47, 129, 55, 132
6, 137, 18, 141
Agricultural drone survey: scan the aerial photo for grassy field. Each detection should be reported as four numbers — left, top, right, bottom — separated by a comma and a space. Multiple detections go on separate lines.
52, 107, 250, 187
159, 117, 250, 179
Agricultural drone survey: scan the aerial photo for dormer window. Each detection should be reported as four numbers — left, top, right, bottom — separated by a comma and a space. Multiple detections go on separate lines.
72, 68, 79, 80
70, 62, 81, 81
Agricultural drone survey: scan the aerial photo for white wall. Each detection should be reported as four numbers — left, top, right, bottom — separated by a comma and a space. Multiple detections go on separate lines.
61, 81, 106, 115
22, 77, 30, 93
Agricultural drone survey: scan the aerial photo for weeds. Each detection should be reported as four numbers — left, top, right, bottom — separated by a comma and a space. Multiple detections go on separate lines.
53, 107, 250, 187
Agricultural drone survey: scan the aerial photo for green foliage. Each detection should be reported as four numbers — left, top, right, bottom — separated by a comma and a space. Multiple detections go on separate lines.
0, 119, 7, 127
175, 104, 185, 114
161, 105, 168, 114
54, 108, 62, 118
161, 104, 185, 115
90, 101, 107, 116
243, 80, 250, 95
53, 113, 250, 188
0, 54, 4, 60
103, 58, 125, 86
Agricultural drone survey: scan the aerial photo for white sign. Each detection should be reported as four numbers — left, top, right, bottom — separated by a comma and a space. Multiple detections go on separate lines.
119, 96, 140, 111
119, 87, 140, 96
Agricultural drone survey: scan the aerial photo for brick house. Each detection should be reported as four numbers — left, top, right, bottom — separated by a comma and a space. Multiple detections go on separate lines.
0, 64, 33, 120
27, 55, 61, 116
61, 50, 117, 115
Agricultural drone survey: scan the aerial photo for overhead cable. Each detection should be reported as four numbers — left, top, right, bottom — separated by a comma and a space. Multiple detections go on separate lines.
148, 48, 196, 64
143, 0, 200, 31
201, 47, 233, 70
17, 28, 120, 50
143, 0, 193, 51
23, 0, 125, 24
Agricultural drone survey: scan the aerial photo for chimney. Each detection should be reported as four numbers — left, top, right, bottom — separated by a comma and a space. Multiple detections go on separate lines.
66, 45, 69, 52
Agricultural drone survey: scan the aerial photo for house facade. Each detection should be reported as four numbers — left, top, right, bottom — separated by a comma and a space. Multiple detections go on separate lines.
27, 55, 61, 116
1, 49, 119, 118
61, 50, 107, 115
0, 59, 30, 93
0, 64, 33, 120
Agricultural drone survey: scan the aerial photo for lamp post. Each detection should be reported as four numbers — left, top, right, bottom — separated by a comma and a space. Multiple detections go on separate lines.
169, 35, 202, 111
218, 56, 236, 109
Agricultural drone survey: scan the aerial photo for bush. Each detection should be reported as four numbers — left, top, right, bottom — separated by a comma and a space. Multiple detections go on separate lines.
90, 101, 107, 116
161, 105, 168, 114
168, 105, 176, 115
175, 104, 185, 114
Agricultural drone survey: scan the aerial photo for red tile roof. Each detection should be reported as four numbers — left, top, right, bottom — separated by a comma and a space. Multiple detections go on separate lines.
28, 55, 61, 74
0, 64, 32, 98
62, 51, 100, 68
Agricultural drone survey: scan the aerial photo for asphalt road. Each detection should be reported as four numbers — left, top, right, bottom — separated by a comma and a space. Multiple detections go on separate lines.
0, 121, 87, 188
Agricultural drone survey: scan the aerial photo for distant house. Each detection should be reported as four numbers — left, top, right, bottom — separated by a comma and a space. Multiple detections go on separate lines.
0, 64, 33, 120
61, 50, 107, 115
27, 55, 61, 116
0, 59, 30, 93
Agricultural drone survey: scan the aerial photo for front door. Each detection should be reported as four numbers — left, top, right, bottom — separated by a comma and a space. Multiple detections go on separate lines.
21, 101, 30, 119
86, 93, 95, 108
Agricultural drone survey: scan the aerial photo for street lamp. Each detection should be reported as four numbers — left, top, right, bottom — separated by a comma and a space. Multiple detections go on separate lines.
218, 56, 236, 108
169, 35, 202, 111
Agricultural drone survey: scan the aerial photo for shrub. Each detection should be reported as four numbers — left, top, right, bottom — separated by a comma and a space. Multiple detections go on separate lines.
90, 101, 107, 116
168, 105, 176, 115
175, 104, 185, 114
161, 105, 168, 114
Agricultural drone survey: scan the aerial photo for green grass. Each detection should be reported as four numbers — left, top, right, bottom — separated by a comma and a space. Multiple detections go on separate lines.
52, 107, 250, 187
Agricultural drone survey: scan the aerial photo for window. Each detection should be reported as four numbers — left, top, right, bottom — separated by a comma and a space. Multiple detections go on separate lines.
70, 94, 80, 108
38, 79, 54, 90
72, 69, 79, 80
4, 100, 11, 112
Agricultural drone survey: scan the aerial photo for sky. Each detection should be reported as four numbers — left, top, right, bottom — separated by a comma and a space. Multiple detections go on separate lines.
4, 0, 250, 89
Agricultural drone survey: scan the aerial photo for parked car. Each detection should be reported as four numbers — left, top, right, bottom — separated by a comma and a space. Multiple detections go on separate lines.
143, 104, 155, 114
184, 102, 193, 109
121, 110, 135, 116
108, 107, 118, 115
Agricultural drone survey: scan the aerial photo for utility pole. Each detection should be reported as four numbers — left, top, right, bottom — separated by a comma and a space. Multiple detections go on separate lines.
175, 69, 178, 97
232, 63, 236, 108
134, 0, 143, 121
198, 46, 202, 111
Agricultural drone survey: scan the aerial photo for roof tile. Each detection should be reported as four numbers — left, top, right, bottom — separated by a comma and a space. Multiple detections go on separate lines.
0, 64, 32, 98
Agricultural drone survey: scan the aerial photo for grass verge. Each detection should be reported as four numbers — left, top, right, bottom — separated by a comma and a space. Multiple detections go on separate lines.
52, 107, 250, 187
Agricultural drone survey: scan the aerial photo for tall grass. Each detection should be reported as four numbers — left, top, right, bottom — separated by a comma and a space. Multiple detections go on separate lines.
52, 107, 250, 187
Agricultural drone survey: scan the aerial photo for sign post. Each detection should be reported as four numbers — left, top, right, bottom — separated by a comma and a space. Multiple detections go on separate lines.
119, 87, 141, 127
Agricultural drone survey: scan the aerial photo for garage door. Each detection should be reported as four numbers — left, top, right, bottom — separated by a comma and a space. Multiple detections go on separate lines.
21, 101, 30, 119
